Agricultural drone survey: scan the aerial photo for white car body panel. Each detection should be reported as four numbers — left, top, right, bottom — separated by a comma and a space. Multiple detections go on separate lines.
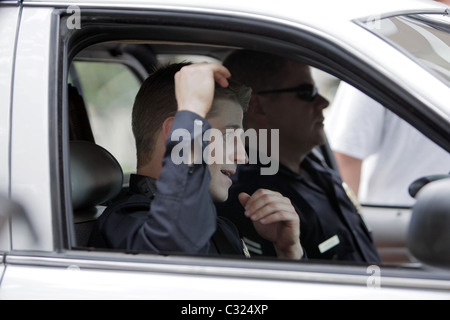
22, 0, 446, 21
1, 256, 450, 300
10, 7, 54, 251
0, 6, 20, 252
0, 6, 19, 196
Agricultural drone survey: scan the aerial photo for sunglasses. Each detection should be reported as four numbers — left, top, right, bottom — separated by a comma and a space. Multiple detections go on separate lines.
257, 84, 319, 102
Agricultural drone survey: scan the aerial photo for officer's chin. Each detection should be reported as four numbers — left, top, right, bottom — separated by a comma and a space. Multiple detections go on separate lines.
210, 186, 230, 203
212, 192, 229, 203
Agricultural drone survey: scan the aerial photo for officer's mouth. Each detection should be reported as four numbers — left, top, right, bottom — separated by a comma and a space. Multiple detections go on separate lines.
220, 169, 235, 177
220, 169, 235, 185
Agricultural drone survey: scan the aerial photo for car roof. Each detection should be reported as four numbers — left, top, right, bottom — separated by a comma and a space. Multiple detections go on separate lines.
22, 0, 448, 22
24, 0, 450, 119
24, 0, 449, 113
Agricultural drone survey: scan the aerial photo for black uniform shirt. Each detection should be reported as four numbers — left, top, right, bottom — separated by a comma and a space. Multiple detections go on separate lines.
216, 155, 381, 263
88, 111, 244, 257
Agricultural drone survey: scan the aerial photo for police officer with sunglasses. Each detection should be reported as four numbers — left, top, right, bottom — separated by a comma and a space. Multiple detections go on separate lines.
216, 50, 381, 263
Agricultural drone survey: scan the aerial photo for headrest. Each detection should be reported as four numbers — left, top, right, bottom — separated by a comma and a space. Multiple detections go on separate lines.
70, 141, 123, 210
68, 85, 95, 142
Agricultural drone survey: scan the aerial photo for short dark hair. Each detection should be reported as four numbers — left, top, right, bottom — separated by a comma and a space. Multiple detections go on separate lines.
223, 50, 289, 92
132, 62, 251, 168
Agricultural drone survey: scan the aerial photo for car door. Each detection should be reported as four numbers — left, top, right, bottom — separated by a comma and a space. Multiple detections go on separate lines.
2, 0, 450, 300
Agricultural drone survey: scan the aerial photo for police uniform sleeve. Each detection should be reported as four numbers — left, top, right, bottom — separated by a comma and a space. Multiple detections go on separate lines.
98, 111, 218, 254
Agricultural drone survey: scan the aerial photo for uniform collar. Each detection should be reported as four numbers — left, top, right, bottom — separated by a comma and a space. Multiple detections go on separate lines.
129, 174, 157, 199
277, 156, 325, 179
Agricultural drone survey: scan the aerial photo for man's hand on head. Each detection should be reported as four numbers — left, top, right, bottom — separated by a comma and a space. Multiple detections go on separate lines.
174, 63, 231, 118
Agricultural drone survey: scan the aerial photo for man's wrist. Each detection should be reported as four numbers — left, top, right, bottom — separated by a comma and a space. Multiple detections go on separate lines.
275, 242, 304, 260
177, 104, 209, 119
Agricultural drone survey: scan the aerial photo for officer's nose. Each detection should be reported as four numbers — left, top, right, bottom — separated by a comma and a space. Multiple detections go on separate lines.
315, 94, 329, 111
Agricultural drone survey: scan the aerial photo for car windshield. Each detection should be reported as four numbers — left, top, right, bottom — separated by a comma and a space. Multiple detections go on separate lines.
362, 13, 450, 86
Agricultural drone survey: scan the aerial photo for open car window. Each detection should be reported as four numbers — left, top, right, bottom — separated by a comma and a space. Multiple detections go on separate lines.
69, 61, 141, 175
66, 40, 413, 266
59, 6, 449, 275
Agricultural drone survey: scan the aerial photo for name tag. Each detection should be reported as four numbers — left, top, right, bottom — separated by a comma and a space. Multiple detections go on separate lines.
318, 235, 340, 254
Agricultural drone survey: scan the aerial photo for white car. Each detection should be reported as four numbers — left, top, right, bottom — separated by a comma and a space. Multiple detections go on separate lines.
0, 0, 449, 300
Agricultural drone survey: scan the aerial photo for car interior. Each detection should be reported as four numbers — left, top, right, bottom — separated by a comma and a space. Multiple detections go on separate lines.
65, 40, 405, 265
68, 41, 340, 247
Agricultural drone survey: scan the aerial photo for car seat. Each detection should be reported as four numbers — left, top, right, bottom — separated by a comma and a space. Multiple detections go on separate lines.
70, 140, 123, 247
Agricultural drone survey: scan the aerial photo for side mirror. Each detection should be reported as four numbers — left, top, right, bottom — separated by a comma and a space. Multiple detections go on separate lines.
407, 178, 450, 269
408, 174, 450, 198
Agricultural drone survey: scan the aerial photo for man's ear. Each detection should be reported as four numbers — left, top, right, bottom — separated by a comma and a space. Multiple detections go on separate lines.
161, 116, 175, 140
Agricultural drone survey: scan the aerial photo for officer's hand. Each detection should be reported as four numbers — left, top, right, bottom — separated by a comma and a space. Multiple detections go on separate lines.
239, 189, 303, 260
175, 63, 231, 118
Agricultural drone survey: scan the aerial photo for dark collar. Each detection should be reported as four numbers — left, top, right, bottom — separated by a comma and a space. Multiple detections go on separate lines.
268, 156, 325, 180
129, 174, 158, 199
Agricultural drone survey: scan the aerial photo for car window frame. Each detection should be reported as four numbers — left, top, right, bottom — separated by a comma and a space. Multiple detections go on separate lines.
47, 6, 450, 284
